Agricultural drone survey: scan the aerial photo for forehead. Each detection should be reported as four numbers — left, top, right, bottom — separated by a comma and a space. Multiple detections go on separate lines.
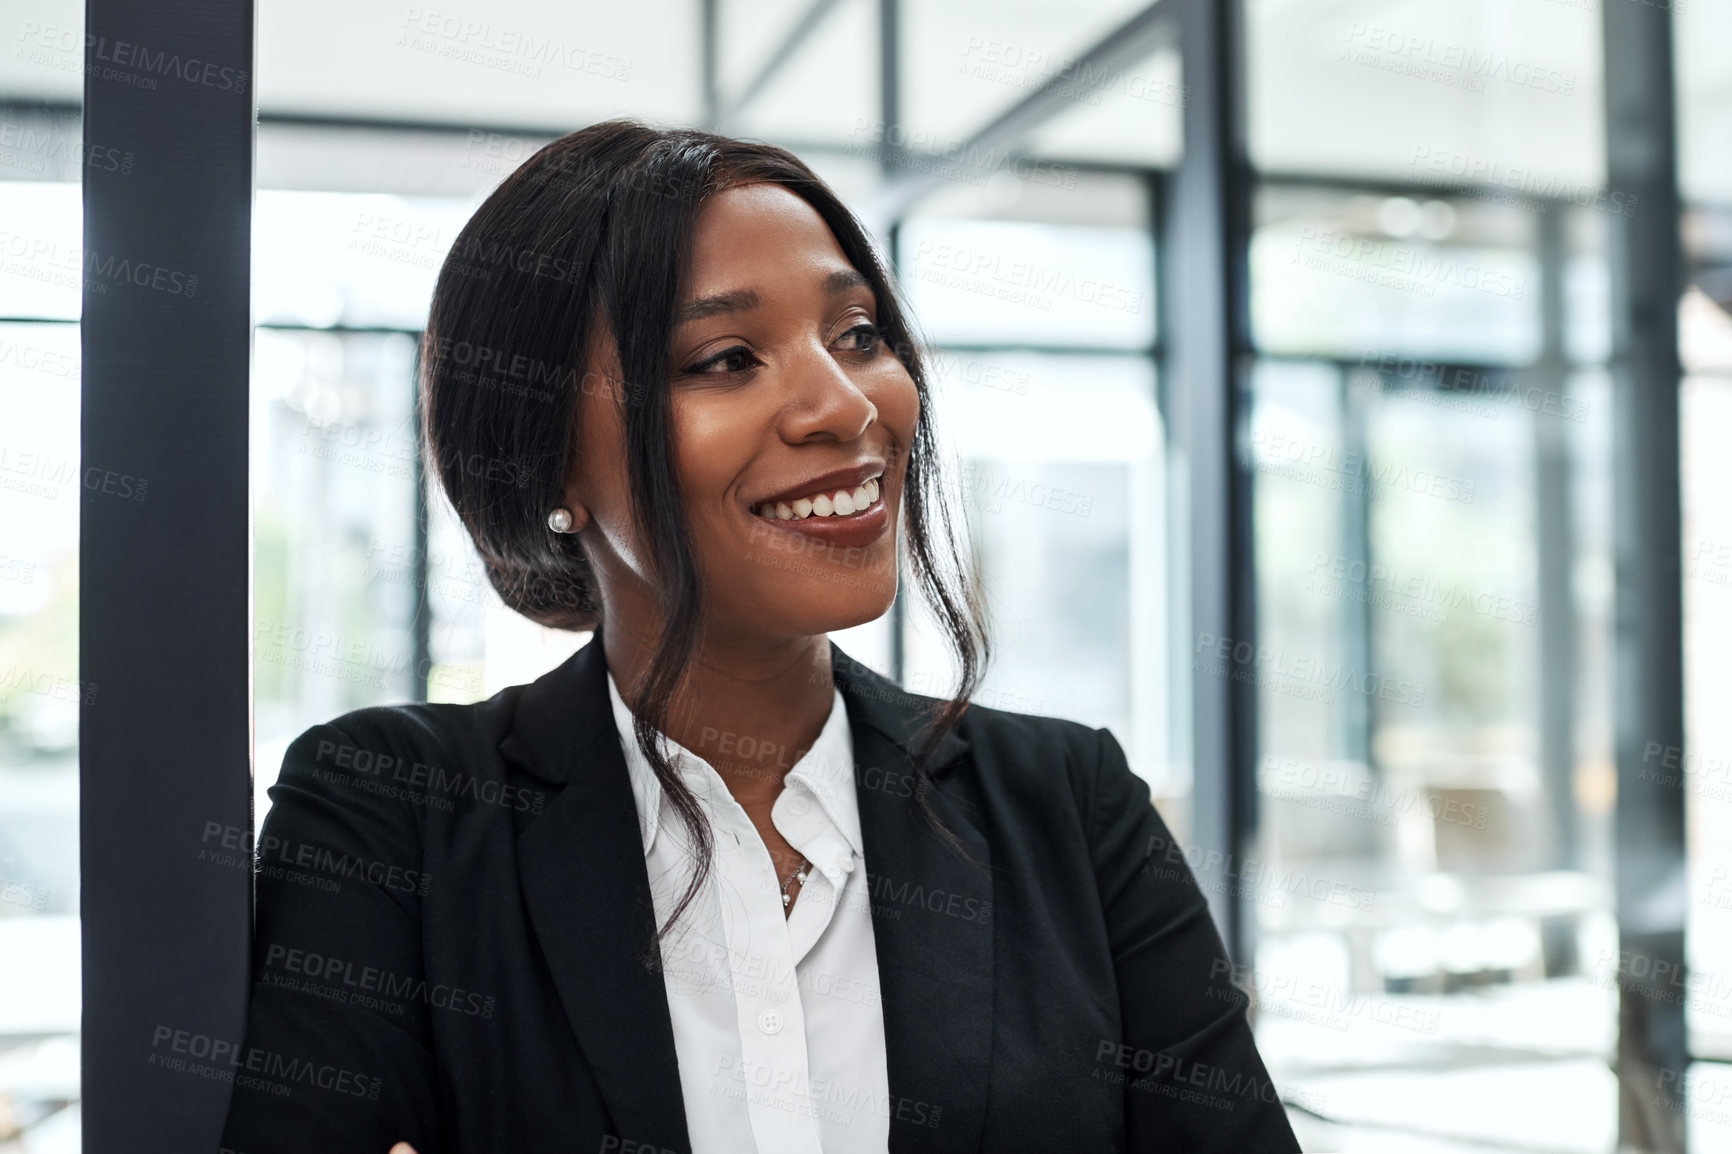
685, 183, 850, 274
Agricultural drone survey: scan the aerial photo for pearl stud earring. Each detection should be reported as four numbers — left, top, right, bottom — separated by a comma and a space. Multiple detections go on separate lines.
547, 507, 574, 533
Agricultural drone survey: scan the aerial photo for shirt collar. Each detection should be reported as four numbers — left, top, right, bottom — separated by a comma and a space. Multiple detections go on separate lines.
605, 668, 861, 861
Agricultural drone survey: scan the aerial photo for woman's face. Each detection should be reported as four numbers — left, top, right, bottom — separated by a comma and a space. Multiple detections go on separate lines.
566, 181, 920, 645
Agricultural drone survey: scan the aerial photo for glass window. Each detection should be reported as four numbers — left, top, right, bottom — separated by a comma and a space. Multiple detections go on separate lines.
891, 173, 1178, 826
1679, 28, 1732, 1072
1684, 371, 1732, 1063
1023, 44, 1182, 170
900, 185, 1155, 351
0, 181, 81, 321
1, 31, 83, 1149
1249, 351, 1620, 1149
1244, 5, 1622, 1136
724, 0, 879, 147
900, 0, 1168, 152
1246, 0, 1603, 187
905, 350, 1175, 801
252, 328, 426, 822
253, 190, 484, 330
254, 4, 696, 133
1252, 183, 1540, 364
1675, 2, 1732, 205
0, 193, 82, 1150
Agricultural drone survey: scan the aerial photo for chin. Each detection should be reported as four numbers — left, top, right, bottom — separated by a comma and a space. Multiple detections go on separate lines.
741, 575, 899, 640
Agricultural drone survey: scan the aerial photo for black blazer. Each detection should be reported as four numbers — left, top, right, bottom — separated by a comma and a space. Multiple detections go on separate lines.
220, 634, 1300, 1154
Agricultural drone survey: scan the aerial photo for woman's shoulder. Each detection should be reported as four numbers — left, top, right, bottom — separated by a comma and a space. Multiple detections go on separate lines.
292, 687, 518, 759
833, 648, 1116, 800
837, 650, 1098, 754
950, 694, 1102, 752
896, 683, 1123, 807
272, 683, 535, 807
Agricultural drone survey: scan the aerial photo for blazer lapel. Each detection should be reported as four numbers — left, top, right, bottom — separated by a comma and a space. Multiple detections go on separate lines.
831, 642, 995, 1154
498, 633, 996, 1154
501, 634, 692, 1151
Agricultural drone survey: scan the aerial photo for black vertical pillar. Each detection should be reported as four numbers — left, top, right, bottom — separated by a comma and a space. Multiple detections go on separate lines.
1337, 368, 1372, 772
410, 371, 432, 704
700, 0, 719, 130
80, 1, 256, 1150
881, 0, 907, 684
1532, 208, 1582, 982
1532, 209, 1579, 876
1601, 3, 1687, 1149
1167, 0, 1256, 961
878, 0, 900, 145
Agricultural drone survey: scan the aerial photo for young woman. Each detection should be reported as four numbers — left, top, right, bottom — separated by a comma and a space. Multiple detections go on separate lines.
220, 119, 1300, 1154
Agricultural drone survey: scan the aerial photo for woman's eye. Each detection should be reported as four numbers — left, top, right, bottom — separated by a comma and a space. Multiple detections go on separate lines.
839, 322, 881, 353
683, 325, 878, 375
687, 345, 759, 375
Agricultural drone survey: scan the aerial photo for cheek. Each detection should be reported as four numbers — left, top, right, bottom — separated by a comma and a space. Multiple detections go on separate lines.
671, 398, 757, 523
875, 368, 922, 447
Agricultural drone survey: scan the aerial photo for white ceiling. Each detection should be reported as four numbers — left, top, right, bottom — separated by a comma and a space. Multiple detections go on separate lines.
3, 0, 704, 127
0, 0, 1728, 201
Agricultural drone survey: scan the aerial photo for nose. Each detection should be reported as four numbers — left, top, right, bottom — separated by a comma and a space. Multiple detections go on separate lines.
774, 335, 878, 444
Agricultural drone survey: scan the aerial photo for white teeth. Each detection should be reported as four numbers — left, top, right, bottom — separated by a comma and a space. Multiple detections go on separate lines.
755, 474, 884, 521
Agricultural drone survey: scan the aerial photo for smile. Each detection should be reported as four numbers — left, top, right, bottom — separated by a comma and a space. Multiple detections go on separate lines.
751, 474, 881, 522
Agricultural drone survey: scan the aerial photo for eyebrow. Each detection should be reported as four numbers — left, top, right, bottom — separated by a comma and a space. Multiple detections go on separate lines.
674, 267, 872, 326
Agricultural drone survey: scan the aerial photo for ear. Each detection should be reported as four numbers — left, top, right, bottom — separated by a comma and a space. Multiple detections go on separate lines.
559, 448, 599, 534
557, 487, 594, 535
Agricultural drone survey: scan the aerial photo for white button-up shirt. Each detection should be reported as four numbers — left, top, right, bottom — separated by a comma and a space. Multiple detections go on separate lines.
606, 670, 891, 1153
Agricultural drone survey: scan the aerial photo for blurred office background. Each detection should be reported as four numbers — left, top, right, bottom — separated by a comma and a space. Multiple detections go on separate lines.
4, 0, 1732, 1150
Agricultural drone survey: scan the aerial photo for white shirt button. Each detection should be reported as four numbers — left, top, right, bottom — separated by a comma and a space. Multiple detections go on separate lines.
608, 672, 889, 1152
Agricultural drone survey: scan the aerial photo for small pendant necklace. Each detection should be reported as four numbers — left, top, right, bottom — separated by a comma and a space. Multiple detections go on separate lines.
779, 856, 810, 916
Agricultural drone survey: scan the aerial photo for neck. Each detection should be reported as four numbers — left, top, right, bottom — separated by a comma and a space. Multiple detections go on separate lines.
600, 617, 838, 805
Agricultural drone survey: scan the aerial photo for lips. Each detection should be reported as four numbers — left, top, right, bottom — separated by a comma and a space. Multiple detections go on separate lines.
744, 469, 892, 551
751, 475, 881, 522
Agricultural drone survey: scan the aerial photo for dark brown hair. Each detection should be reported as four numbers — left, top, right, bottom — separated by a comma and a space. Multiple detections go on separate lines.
419, 118, 989, 954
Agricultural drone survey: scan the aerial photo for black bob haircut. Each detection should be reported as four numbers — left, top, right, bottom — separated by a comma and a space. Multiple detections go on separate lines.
418, 118, 990, 950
